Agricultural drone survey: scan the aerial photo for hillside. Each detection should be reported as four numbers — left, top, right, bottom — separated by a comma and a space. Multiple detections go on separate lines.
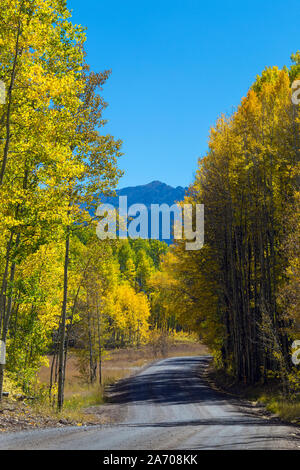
101, 181, 187, 209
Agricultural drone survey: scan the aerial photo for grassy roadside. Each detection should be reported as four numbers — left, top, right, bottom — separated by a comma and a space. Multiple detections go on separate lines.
208, 366, 300, 426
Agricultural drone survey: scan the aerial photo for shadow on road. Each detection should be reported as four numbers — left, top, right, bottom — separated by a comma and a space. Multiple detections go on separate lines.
108, 356, 213, 406
119, 417, 283, 428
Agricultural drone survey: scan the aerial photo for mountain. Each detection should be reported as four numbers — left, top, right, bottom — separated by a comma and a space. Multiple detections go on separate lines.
102, 181, 187, 209
100, 181, 188, 244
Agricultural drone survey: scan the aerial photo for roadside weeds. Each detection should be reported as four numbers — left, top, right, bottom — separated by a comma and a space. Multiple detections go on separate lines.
203, 362, 300, 430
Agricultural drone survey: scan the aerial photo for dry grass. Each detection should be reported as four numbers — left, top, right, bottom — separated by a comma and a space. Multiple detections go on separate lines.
208, 367, 300, 426
258, 395, 300, 424
38, 340, 208, 407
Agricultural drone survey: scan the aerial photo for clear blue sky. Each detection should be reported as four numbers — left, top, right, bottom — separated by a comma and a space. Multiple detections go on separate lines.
68, 0, 299, 189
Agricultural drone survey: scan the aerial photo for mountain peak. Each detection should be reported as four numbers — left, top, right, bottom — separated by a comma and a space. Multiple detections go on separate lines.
102, 181, 187, 208
147, 180, 165, 187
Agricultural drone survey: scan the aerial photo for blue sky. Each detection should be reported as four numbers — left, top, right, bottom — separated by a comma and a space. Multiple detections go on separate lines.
69, 0, 299, 189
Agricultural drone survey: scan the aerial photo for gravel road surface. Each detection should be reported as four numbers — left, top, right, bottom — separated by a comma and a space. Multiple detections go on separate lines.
0, 356, 299, 450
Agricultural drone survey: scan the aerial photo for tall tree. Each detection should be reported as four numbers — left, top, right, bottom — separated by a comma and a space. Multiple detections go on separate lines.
0, 0, 86, 401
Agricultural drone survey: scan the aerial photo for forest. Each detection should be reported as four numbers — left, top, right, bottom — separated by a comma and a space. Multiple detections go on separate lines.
0, 0, 299, 422
159, 56, 300, 397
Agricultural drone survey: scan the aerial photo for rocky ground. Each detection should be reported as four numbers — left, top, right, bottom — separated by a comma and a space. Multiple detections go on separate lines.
0, 400, 67, 433
0, 397, 109, 433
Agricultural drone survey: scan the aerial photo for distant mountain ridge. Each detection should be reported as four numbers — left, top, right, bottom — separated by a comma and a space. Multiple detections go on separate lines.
102, 181, 187, 208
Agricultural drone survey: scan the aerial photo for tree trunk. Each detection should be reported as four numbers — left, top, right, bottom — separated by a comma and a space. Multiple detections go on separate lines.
0, 19, 22, 185
57, 228, 70, 411
97, 300, 102, 386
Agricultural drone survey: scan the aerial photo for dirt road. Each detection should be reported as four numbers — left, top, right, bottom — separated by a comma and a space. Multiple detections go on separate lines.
0, 356, 299, 450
